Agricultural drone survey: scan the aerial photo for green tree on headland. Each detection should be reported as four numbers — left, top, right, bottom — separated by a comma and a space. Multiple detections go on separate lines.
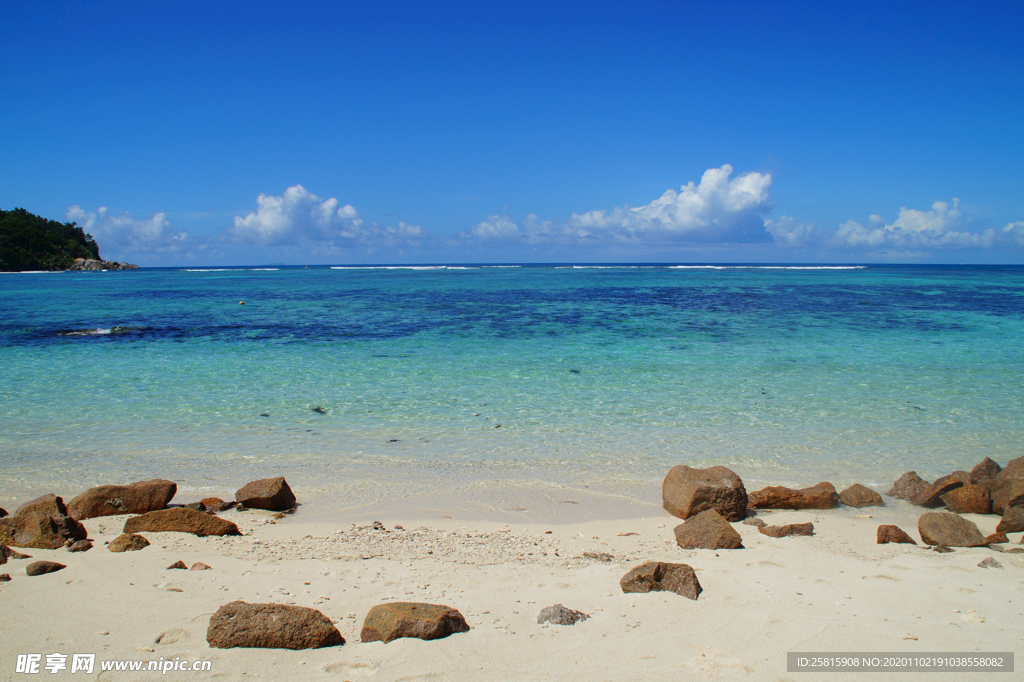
0, 207, 101, 271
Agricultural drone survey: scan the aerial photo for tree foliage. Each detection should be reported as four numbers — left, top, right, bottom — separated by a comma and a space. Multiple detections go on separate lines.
0, 207, 101, 271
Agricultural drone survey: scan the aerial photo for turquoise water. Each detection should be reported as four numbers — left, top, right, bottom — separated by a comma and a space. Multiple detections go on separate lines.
2, 264, 1023, 518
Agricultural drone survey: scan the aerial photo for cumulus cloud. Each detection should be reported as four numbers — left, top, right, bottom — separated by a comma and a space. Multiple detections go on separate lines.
65, 205, 191, 253
833, 199, 999, 250
224, 185, 427, 248
764, 216, 817, 246
454, 165, 775, 247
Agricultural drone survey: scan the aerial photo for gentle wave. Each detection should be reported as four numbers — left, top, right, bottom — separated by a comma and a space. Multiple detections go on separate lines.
182, 268, 280, 272
331, 266, 449, 270
669, 265, 866, 270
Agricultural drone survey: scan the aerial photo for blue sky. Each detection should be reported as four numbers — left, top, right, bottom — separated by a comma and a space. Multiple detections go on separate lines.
3, 1, 1023, 265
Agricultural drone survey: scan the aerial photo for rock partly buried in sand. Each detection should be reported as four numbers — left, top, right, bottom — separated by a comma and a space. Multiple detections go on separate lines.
109, 533, 150, 552
673, 509, 743, 550
990, 480, 1024, 515
67, 540, 92, 552
940, 484, 992, 515
748, 483, 839, 510
123, 508, 240, 537
0, 573, 9, 581
997, 456, 1024, 482
201, 497, 235, 512
14, 493, 68, 518
661, 465, 748, 522
742, 517, 766, 528
0, 508, 7, 518
839, 484, 884, 508
918, 512, 986, 547
977, 557, 1002, 569
888, 472, 930, 500
0, 511, 87, 549
68, 479, 177, 520
1, 544, 32, 563
758, 522, 814, 538
995, 506, 1024, 534
984, 532, 1008, 544
877, 525, 917, 545
620, 561, 702, 600
537, 604, 589, 626
913, 472, 972, 508
207, 601, 344, 649
191, 562, 211, 571
235, 477, 296, 511
970, 457, 1002, 484
361, 602, 470, 643
166, 560, 188, 569
26, 560, 66, 576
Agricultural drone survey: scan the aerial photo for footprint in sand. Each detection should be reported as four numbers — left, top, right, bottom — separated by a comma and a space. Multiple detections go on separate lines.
862, 574, 900, 581
154, 629, 188, 645
324, 661, 379, 676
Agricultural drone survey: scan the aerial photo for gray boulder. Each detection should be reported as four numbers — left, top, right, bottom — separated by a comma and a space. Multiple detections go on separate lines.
537, 604, 589, 626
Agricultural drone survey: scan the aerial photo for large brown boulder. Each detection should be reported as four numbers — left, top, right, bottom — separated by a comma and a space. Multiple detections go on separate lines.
748, 482, 839, 510
759, 522, 814, 538
14, 494, 68, 518
361, 602, 470, 643
990, 480, 1024, 515
68, 479, 177, 520
672, 509, 743, 550
912, 472, 971, 508
995, 506, 1024, 534
997, 456, 1024, 482
109, 533, 150, 552
123, 508, 240, 537
940, 484, 991, 515
619, 561, 702, 600
207, 601, 344, 649
661, 466, 748, 522
235, 477, 296, 511
877, 525, 917, 545
970, 457, 1002, 484
888, 472, 930, 500
918, 512, 986, 547
839, 484, 884, 508
0, 512, 87, 549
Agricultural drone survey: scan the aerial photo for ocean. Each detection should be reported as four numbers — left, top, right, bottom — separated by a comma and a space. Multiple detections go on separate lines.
2, 264, 1022, 520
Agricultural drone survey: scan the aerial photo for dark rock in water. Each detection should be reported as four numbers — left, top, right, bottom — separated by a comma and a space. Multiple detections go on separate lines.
977, 557, 1002, 569
0, 511, 87, 549
970, 457, 1002, 484
619, 561, 702, 600
167, 560, 188, 569
839, 484, 884, 508
26, 560, 66, 576
889, 472, 930, 500
200, 497, 235, 513
68, 479, 177, 520
759, 522, 814, 538
912, 472, 971, 508
990, 480, 1024, 515
67, 540, 92, 552
123, 508, 240, 537
109, 533, 150, 552
207, 601, 344, 649
918, 512, 986, 547
940, 484, 991, 515
877, 525, 917, 545
259, 413, 270, 417
361, 602, 470, 643
14, 494, 68, 518
673, 509, 743, 550
995, 506, 1024, 533
742, 517, 766, 528
997, 456, 1024, 482
235, 477, 296, 511
662, 465, 748, 522
311, 406, 327, 414
537, 604, 589, 625
748, 483, 839, 510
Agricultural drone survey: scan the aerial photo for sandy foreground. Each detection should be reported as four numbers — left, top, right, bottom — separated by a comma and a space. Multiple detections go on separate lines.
1, 497, 1020, 682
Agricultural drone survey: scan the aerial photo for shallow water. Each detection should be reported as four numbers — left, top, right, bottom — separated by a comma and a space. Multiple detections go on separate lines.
2, 264, 1022, 519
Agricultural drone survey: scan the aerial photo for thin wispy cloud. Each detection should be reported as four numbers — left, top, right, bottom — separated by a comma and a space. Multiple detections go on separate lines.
65, 206, 192, 254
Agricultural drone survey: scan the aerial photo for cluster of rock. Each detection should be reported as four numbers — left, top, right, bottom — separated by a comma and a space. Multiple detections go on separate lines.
67, 258, 139, 271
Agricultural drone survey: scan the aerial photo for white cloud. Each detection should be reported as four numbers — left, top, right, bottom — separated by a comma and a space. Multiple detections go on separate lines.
1002, 221, 1024, 246
764, 216, 817, 246
65, 205, 191, 253
454, 165, 775, 247
225, 185, 428, 248
833, 199, 999, 250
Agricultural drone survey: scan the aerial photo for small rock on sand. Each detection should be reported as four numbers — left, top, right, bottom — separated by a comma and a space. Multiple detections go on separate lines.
661, 465, 748, 522
995, 506, 1024, 534
742, 518, 766, 528
109, 533, 150, 552
207, 601, 344, 649
620, 561, 702, 600
0, 573, 9, 581
537, 604, 590, 625
123, 508, 240, 537
673, 509, 743, 550
361, 602, 470, 643
748, 483, 839, 510
67, 540, 93, 552
26, 560, 66, 576
167, 560, 188, 569
758, 522, 814, 538
235, 477, 296, 511
582, 551, 613, 562
977, 557, 1002, 569
190, 562, 211, 570
200, 497, 235, 512
876, 525, 917, 545
983, 532, 1008, 545
918, 512, 986, 547
839, 484, 884, 508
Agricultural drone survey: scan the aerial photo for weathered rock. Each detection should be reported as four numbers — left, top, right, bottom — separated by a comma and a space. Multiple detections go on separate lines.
0, 573, 9, 582
68, 479, 177, 520
183, 502, 206, 512
748, 482, 839, 510
970, 457, 1002, 484
0, 512, 87, 549
918, 512, 986, 547
123, 508, 240, 537
361, 602, 470, 643
673, 509, 743, 550
537, 604, 589, 626
67, 540, 92, 552
888, 471, 930, 500
997, 456, 1024, 482
207, 601, 344, 649
876, 525, 917, 545
995, 506, 1024, 533
742, 518, 766, 528
912, 471, 971, 508
67, 258, 139, 271
990, 480, 1024, 515
977, 557, 1002, 569
167, 560, 188, 569
1, 545, 31, 562
0, 508, 7, 518
235, 477, 296, 511
109, 533, 150, 552
661, 465, 748, 522
940, 484, 991, 515
14, 494, 68, 518
758, 522, 814, 538
619, 562, 702, 600
201, 497, 235, 512
984, 532, 1008, 544
26, 560, 66, 576
839, 484, 884, 508
191, 562, 211, 570
932, 545, 954, 553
